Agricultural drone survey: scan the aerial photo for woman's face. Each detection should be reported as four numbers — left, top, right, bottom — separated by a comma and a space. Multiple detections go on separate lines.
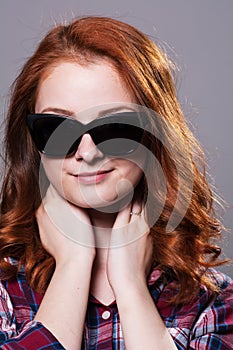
35, 60, 146, 209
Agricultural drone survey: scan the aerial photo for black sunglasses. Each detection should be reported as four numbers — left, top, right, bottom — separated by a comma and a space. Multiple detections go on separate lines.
26, 111, 146, 158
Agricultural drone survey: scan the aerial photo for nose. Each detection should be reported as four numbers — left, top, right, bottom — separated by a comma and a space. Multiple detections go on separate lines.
74, 133, 104, 162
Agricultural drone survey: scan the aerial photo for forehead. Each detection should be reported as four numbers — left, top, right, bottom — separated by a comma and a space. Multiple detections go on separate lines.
35, 61, 136, 122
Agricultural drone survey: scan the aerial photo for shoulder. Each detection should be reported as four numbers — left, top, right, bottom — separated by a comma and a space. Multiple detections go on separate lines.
206, 268, 233, 291
0, 257, 26, 289
0, 258, 27, 314
0, 258, 43, 324
150, 267, 233, 325
190, 269, 233, 342
0, 257, 42, 312
0, 272, 17, 338
205, 268, 233, 307
190, 268, 233, 318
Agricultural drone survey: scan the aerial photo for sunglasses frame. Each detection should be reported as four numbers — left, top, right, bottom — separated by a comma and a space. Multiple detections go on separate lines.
26, 111, 146, 158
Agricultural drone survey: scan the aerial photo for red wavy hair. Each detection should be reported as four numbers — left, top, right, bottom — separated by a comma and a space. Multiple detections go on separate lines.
0, 16, 227, 304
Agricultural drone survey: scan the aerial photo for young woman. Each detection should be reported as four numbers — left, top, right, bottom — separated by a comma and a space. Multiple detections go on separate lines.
0, 16, 232, 349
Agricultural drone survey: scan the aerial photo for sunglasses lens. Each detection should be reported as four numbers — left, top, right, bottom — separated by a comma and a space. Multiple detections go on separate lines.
27, 112, 145, 157
92, 123, 143, 155
27, 115, 81, 157
98, 139, 140, 155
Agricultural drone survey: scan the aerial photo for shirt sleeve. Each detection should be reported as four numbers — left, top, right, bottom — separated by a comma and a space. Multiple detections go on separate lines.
0, 281, 65, 349
189, 279, 233, 350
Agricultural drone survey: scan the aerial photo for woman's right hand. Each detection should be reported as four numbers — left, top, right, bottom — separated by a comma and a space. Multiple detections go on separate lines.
36, 184, 96, 267
35, 185, 95, 349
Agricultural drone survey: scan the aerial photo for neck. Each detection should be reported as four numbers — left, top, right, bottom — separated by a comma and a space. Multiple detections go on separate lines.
88, 208, 120, 304
88, 208, 117, 228
87, 209, 116, 248
87, 192, 133, 229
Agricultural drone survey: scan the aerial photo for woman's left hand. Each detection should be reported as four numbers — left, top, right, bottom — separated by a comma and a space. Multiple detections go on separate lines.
106, 204, 177, 350
106, 202, 153, 297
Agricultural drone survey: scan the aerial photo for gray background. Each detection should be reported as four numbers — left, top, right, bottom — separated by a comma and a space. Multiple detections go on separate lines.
0, 0, 232, 276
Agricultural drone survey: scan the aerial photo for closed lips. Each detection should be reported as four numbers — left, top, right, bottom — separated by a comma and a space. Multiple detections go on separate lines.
77, 170, 113, 177
74, 169, 114, 184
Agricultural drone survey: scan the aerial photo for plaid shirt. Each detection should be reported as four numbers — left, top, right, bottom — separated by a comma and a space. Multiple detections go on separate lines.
0, 265, 232, 349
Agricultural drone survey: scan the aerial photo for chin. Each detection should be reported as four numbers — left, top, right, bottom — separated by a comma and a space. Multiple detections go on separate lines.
67, 191, 132, 212
91, 193, 133, 213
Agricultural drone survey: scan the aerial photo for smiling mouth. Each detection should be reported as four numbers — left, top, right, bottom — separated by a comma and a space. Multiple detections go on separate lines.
74, 169, 114, 184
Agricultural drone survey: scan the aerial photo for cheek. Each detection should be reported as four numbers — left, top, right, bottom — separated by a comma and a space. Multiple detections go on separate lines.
122, 150, 146, 178
118, 161, 144, 188
116, 151, 146, 193
128, 165, 144, 186
41, 157, 64, 192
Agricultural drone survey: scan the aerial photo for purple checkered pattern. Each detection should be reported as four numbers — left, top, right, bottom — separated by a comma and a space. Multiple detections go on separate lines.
0, 264, 232, 349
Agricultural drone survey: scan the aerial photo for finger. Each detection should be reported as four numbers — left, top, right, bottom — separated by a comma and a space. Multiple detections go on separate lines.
129, 201, 142, 221
132, 200, 150, 236
111, 201, 144, 247
113, 202, 132, 229
42, 186, 95, 247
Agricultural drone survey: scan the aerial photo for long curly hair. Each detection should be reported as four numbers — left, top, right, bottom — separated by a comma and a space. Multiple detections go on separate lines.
0, 16, 227, 304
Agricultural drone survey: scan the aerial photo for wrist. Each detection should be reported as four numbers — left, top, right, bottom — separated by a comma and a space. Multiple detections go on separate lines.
55, 255, 94, 274
114, 280, 149, 304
